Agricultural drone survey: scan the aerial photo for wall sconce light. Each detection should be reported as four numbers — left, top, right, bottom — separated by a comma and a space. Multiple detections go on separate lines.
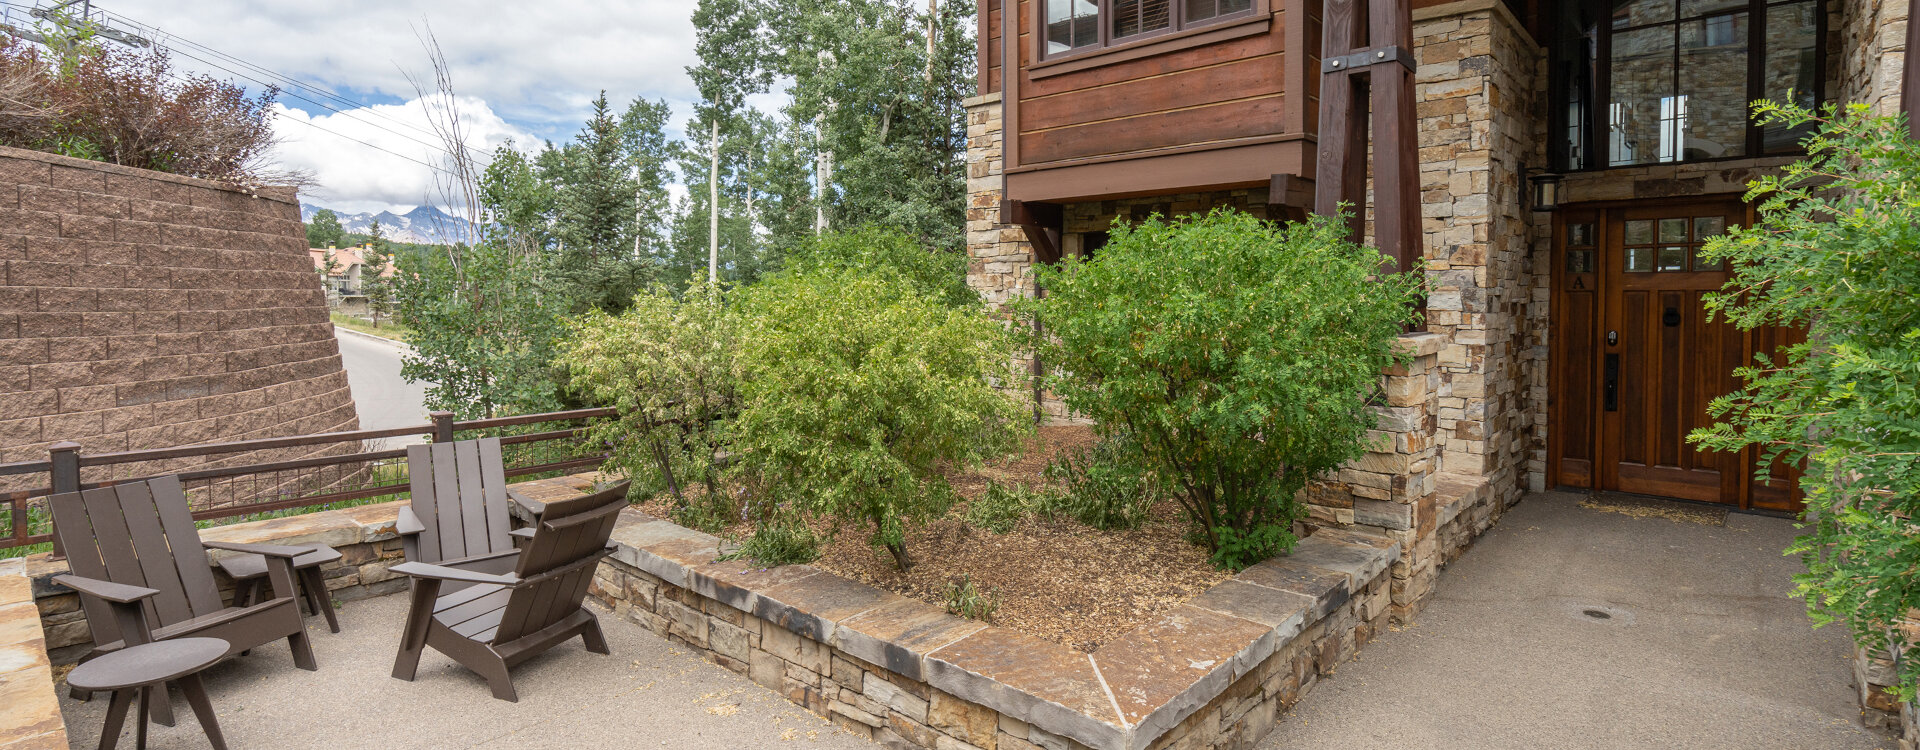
1528, 171, 1563, 213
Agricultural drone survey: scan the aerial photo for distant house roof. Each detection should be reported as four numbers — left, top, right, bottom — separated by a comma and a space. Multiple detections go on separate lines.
309, 246, 394, 278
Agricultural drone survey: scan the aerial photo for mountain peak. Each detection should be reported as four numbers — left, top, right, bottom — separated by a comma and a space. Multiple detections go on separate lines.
301, 202, 471, 245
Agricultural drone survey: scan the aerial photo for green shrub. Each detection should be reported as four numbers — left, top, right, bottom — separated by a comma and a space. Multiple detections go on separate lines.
1041, 436, 1156, 531
943, 574, 1001, 622
781, 225, 977, 308
1020, 209, 1423, 570
559, 282, 739, 505
1687, 102, 1920, 698
731, 267, 1030, 570
723, 517, 823, 567
965, 482, 1054, 534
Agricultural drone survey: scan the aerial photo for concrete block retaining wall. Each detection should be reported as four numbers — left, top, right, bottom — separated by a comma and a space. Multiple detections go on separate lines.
592, 510, 1398, 750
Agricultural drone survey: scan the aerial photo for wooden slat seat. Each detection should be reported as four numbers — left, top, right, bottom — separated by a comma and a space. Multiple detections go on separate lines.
390, 481, 631, 701
50, 476, 316, 728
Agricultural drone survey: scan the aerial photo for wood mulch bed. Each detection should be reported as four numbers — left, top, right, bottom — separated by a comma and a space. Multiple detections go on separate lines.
635, 425, 1230, 653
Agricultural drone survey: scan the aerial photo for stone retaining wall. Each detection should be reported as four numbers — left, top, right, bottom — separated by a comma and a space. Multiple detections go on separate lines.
592, 509, 1398, 750
0, 569, 64, 749
0, 145, 359, 499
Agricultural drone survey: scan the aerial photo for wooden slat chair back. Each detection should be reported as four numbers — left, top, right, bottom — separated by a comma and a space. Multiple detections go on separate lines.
389, 481, 630, 702
402, 437, 515, 565
49, 476, 316, 725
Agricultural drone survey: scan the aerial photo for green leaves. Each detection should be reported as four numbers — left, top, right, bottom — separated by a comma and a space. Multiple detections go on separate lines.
1020, 209, 1423, 570
730, 262, 1030, 570
1687, 102, 1920, 699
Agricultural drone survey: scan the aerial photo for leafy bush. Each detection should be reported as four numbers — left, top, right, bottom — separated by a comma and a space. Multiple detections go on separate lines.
723, 516, 823, 567
943, 574, 1001, 622
731, 267, 1030, 570
397, 241, 566, 420
1042, 435, 1157, 531
1021, 209, 1423, 570
781, 225, 977, 308
965, 481, 1054, 534
560, 283, 740, 503
0, 33, 282, 185
1688, 102, 1920, 698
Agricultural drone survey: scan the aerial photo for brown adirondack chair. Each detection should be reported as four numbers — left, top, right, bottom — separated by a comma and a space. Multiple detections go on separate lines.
50, 475, 316, 725
397, 438, 540, 586
389, 480, 629, 702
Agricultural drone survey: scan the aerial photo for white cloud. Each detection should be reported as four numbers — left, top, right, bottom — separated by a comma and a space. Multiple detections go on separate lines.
271, 96, 536, 215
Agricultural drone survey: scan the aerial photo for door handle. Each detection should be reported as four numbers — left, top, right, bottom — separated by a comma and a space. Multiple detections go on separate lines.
1604, 353, 1620, 412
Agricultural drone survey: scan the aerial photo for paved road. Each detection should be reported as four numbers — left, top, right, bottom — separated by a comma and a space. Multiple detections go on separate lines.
334, 327, 432, 445
1261, 491, 1891, 750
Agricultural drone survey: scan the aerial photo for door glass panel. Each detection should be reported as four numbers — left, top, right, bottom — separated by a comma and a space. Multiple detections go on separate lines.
1112, 0, 1172, 39
1762, 1, 1820, 153
1609, 26, 1677, 165
1692, 215, 1725, 239
1658, 218, 1689, 242
1612, 0, 1676, 28
1625, 219, 1655, 244
1658, 246, 1690, 271
1678, 13, 1750, 160
1568, 249, 1597, 273
1046, 0, 1100, 54
1568, 222, 1596, 247
1693, 248, 1726, 271
1626, 247, 1657, 272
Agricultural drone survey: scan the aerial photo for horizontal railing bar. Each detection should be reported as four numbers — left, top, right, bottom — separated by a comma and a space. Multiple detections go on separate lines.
453, 407, 616, 432
0, 460, 53, 477
496, 427, 587, 446
503, 455, 608, 479
79, 424, 438, 466
184, 481, 415, 522
74, 447, 416, 491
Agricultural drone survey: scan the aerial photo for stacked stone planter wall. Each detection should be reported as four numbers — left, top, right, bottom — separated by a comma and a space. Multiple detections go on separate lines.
592, 508, 1398, 750
0, 569, 64, 749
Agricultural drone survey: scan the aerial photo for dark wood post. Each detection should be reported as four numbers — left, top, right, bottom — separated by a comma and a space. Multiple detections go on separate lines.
48, 440, 81, 559
1313, 0, 1422, 276
1906, 0, 1920, 138
430, 411, 456, 444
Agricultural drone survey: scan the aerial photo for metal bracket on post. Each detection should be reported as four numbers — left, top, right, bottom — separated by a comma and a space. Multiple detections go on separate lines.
1322, 45, 1417, 74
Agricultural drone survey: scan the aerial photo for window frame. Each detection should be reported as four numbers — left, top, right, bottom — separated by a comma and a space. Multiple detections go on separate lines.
1037, 0, 1265, 62
1549, 0, 1828, 172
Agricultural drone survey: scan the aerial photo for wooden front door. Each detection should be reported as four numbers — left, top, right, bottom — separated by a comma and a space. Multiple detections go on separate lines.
1550, 198, 1803, 512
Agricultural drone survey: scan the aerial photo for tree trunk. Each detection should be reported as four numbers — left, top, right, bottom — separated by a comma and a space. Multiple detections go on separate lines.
708, 120, 721, 285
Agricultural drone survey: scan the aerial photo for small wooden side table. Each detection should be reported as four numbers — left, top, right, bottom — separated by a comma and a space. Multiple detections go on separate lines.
66, 637, 229, 750
217, 544, 344, 633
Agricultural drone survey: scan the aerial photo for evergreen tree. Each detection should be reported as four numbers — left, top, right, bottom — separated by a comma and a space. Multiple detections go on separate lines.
307, 208, 345, 249
550, 93, 651, 313
361, 220, 398, 329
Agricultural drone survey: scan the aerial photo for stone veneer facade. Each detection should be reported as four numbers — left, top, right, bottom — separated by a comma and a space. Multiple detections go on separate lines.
0, 146, 359, 501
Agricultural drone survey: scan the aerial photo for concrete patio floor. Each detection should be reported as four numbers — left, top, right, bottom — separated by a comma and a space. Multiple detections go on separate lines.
58, 594, 876, 749
1260, 490, 1891, 750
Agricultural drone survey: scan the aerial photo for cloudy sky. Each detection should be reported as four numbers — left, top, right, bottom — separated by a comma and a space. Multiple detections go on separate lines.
82, 0, 708, 215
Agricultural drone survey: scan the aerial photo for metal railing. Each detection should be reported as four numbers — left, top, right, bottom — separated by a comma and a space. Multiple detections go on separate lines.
0, 407, 616, 557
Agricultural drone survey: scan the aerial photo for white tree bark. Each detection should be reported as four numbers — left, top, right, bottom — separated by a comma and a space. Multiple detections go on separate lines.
708, 119, 720, 284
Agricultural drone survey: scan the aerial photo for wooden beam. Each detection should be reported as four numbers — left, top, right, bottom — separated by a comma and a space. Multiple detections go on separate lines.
1369, 0, 1420, 275
1907, 0, 1920, 135
1269, 174, 1317, 223
1002, 199, 1062, 264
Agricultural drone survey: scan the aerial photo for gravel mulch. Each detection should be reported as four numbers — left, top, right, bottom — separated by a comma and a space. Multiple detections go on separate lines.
636, 425, 1230, 653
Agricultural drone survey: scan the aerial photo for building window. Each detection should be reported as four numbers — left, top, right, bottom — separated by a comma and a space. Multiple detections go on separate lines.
1043, 0, 1259, 57
1549, 0, 1824, 170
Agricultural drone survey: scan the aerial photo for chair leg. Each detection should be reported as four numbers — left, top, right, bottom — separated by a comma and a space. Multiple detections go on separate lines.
97, 689, 133, 750
478, 656, 518, 703
145, 681, 175, 729
136, 687, 151, 748
177, 673, 228, 750
287, 627, 318, 671
581, 616, 610, 655
390, 581, 438, 681
302, 567, 340, 633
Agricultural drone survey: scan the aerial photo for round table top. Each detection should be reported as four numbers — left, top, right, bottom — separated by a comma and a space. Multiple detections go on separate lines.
67, 638, 229, 691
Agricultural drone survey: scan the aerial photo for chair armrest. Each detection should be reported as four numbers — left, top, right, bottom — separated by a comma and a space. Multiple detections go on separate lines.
202, 541, 309, 558
509, 527, 535, 541
506, 489, 545, 516
390, 561, 519, 586
397, 507, 426, 536
53, 574, 158, 604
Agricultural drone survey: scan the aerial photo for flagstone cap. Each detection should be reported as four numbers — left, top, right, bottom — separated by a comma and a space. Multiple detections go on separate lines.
608, 510, 1399, 750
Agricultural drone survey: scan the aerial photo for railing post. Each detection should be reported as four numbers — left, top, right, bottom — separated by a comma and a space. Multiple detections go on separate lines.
48, 441, 81, 560
430, 411, 456, 443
